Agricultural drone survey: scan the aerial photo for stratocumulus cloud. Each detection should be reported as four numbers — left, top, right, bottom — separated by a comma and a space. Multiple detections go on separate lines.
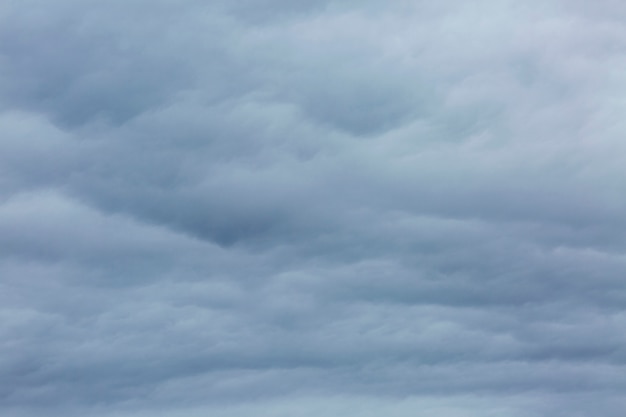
2, 1, 626, 416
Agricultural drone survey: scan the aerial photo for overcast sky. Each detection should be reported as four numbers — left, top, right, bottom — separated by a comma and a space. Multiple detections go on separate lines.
2, 0, 626, 416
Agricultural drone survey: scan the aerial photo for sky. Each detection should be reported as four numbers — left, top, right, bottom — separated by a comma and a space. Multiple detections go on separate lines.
1, 0, 626, 416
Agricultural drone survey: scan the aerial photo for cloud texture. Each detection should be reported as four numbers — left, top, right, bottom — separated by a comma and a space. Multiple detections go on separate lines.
2, 0, 626, 416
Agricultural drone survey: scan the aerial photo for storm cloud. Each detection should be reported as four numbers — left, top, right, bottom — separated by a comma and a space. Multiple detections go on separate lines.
2, 0, 626, 416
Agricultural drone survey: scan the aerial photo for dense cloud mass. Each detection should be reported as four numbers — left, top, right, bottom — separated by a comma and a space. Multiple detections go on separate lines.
2, 0, 626, 416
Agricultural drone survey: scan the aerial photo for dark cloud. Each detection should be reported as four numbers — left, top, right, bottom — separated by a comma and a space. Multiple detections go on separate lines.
2, 0, 626, 416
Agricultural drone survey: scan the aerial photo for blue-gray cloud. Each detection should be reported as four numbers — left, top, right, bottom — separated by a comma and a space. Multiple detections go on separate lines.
2, 1, 626, 416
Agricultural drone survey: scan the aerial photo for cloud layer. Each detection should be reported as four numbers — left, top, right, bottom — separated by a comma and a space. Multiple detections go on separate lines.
2, 1, 626, 416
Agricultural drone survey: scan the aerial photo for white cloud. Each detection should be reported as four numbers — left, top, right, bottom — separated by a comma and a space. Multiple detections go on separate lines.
2, 0, 626, 416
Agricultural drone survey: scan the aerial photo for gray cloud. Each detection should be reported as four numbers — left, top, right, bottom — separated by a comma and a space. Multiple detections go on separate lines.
2, 0, 626, 416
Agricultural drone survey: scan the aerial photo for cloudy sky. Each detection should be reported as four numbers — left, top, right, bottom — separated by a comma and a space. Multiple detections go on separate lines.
2, 0, 626, 416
